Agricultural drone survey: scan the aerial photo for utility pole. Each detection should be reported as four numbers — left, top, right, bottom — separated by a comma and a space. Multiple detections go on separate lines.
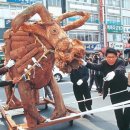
99, 0, 104, 48
61, 0, 66, 26
99, 0, 107, 48
46, 0, 48, 9
61, 0, 66, 13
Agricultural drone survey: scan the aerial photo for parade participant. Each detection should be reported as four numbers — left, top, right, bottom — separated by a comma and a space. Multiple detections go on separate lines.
0, 59, 21, 109
89, 54, 98, 91
70, 65, 92, 118
92, 54, 101, 92
0, 59, 19, 86
0, 77, 19, 87
85, 56, 95, 91
95, 50, 104, 95
116, 50, 128, 66
82, 48, 130, 130
0, 59, 14, 75
89, 53, 103, 94
116, 50, 122, 58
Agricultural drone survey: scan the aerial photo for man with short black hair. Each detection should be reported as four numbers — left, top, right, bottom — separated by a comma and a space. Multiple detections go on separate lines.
70, 65, 92, 118
82, 48, 130, 130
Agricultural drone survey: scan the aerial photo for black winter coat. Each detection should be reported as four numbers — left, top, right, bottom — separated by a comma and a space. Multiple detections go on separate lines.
86, 59, 128, 100
0, 66, 14, 87
70, 66, 89, 85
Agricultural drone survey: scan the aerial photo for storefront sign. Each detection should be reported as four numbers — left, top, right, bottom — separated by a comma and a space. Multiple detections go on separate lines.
86, 44, 101, 51
123, 27, 130, 33
107, 24, 123, 33
5, 19, 12, 28
7, 0, 36, 4
109, 42, 124, 50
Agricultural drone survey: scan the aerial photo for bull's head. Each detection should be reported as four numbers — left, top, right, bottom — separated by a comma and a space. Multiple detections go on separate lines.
11, 3, 90, 73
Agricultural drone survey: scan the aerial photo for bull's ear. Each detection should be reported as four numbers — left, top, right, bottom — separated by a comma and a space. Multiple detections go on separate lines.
11, 3, 52, 32
55, 11, 90, 31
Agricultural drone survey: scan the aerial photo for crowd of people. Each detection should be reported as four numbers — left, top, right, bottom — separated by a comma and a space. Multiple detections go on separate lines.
85, 50, 104, 95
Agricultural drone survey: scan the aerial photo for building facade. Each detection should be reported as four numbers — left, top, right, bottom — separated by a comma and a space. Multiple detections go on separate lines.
65, 0, 130, 54
65, 0, 100, 53
0, 0, 43, 44
0, 0, 62, 43
105, 0, 130, 55
0, 0, 130, 55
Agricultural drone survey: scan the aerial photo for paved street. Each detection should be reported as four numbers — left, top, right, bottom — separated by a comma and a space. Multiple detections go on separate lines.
0, 77, 119, 130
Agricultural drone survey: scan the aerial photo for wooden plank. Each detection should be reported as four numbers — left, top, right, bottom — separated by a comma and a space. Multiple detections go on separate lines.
0, 106, 17, 130
4, 99, 47, 110
0, 106, 7, 118
0, 99, 81, 130
17, 106, 80, 130
6, 115, 17, 130
18, 115, 80, 130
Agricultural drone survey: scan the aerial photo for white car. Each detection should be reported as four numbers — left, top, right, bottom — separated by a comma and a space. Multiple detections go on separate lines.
53, 66, 69, 82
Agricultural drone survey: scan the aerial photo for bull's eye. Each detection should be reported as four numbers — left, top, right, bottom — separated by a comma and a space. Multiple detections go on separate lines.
50, 27, 59, 35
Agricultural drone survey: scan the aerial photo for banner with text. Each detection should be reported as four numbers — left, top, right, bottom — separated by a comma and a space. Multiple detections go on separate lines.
109, 42, 124, 50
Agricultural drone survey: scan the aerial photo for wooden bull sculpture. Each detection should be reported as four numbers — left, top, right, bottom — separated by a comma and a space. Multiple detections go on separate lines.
3, 3, 90, 127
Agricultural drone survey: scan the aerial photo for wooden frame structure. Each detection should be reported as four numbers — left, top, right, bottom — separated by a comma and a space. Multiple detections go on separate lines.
0, 98, 80, 130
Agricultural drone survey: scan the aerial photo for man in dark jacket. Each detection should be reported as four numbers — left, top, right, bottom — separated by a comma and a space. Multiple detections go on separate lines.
70, 65, 92, 117
0, 59, 19, 86
82, 48, 130, 130
95, 51, 104, 94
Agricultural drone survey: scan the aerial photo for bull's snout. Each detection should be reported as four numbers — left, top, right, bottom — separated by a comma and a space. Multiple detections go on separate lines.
55, 39, 85, 73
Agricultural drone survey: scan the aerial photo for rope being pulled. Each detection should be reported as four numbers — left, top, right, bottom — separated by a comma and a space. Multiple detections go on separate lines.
63, 89, 127, 105
45, 97, 130, 122
43, 89, 130, 122
42, 89, 130, 122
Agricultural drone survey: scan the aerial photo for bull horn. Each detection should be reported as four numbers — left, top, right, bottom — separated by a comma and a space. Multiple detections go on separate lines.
55, 11, 90, 31
11, 3, 52, 32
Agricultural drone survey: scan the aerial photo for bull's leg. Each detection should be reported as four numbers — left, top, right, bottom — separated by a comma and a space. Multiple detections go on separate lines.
49, 74, 67, 119
4, 74, 21, 109
32, 89, 40, 105
4, 85, 13, 104
4, 85, 22, 110
18, 81, 46, 127
10, 94, 21, 106
5, 84, 21, 106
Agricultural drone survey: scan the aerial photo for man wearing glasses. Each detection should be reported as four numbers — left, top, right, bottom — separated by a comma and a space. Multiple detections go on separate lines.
82, 48, 130, 130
